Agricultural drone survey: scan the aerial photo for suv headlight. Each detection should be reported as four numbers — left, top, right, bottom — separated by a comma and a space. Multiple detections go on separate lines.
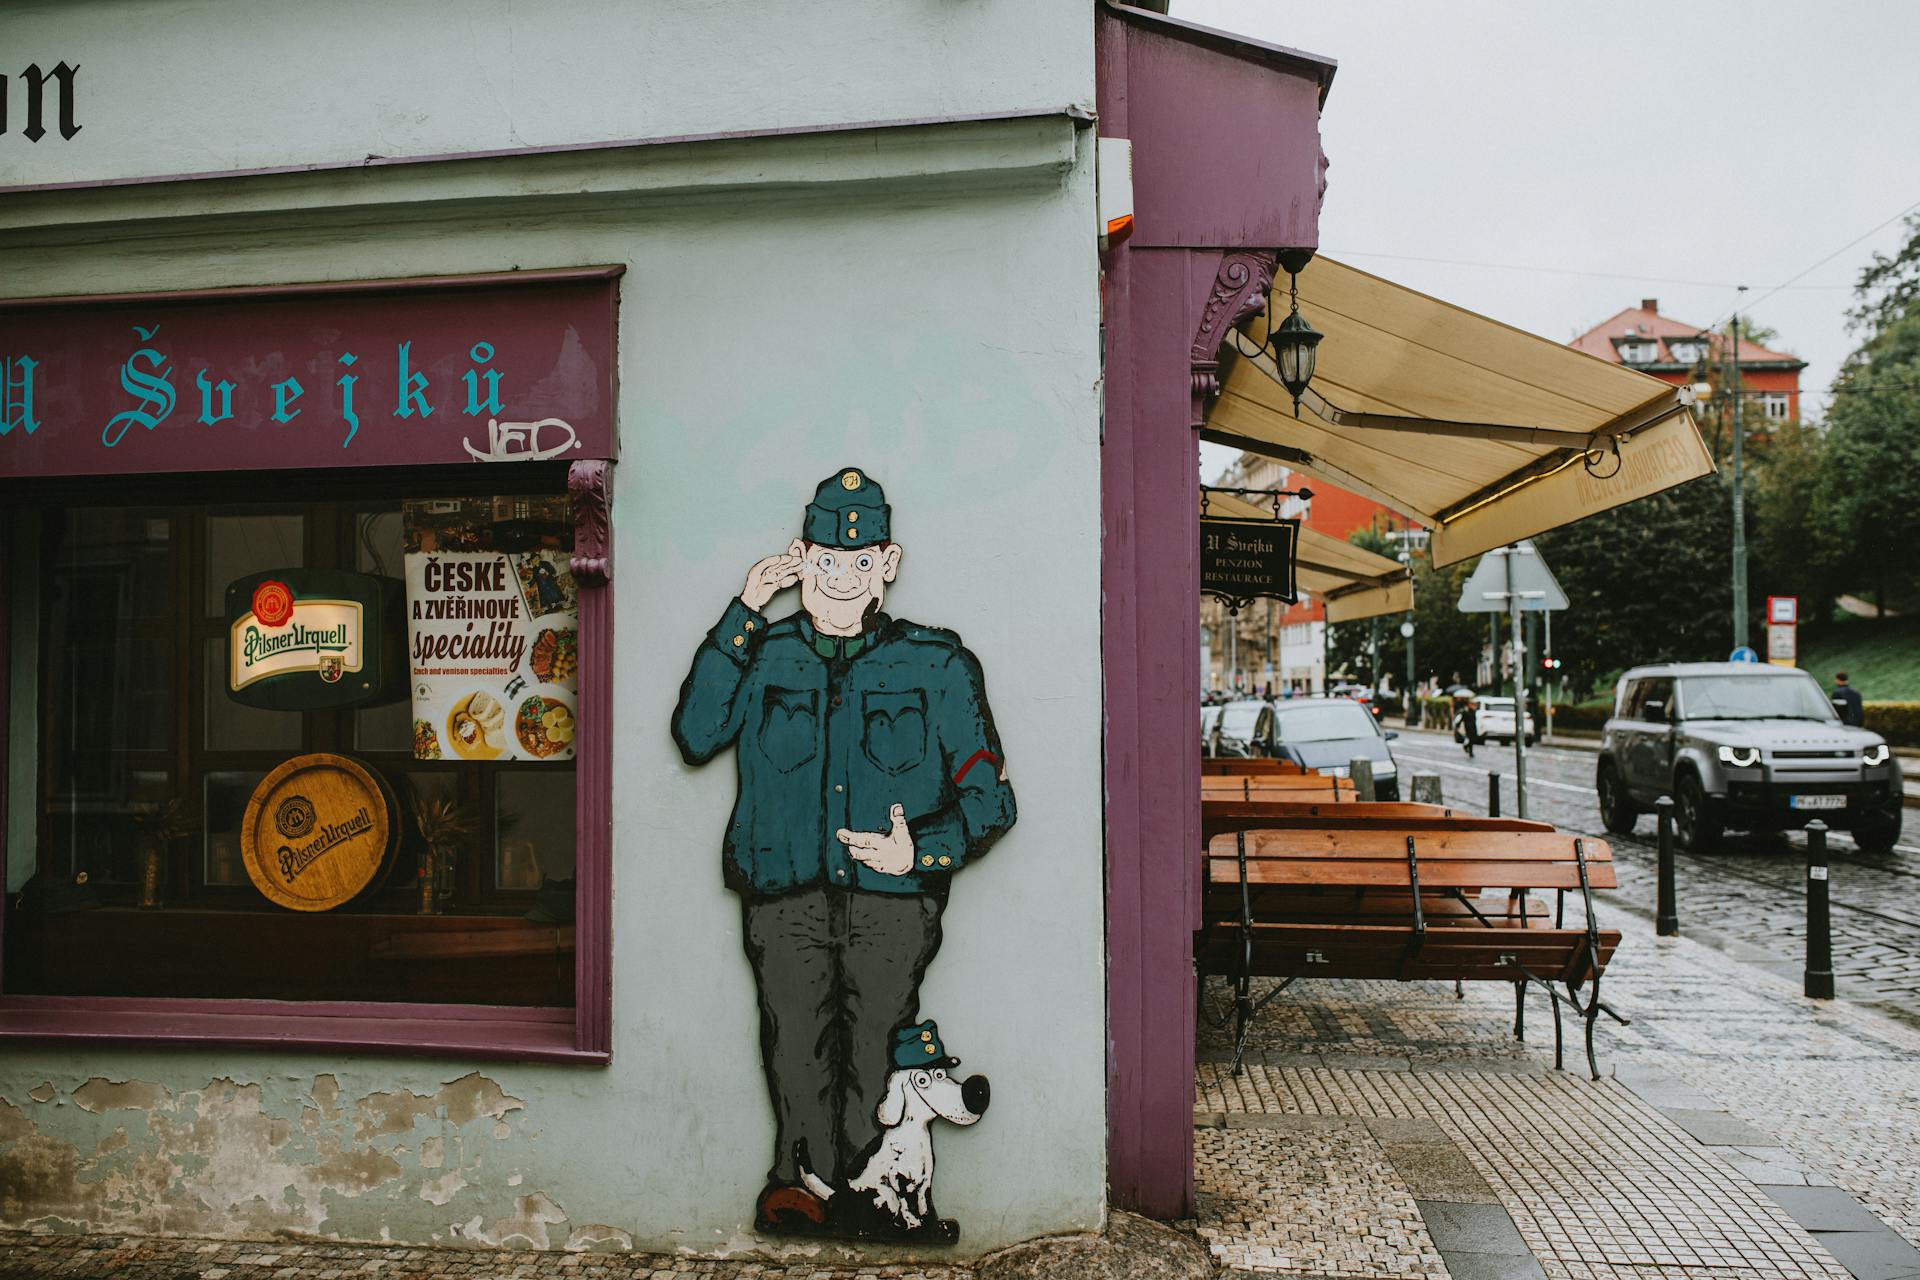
1717, 746, 1760, 768
1864, 743, 1891, 766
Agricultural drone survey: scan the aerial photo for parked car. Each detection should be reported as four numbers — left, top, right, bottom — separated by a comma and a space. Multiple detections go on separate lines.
1329, 683, 1385, 722
1211, 699, 1277, 758
1265, 697, 1401, 800
1596, 662, 1903, 854
1200, 704, 1224, 756
1468, 695, 1536, 746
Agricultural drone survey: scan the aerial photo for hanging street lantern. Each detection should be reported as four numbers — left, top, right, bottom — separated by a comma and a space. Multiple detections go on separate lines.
1247, 248, 1322, 417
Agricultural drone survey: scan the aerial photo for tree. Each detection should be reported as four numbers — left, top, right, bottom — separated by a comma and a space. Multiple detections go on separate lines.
1810, 309, 1920, 614
1325, 522, 1490, 696
1532, 476, 1735, 699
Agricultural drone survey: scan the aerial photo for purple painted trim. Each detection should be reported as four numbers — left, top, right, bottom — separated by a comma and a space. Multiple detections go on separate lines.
0, 999, 604, 1064
0, 107, 1094, 198
0, 265, 626, 310
1189, 251, 1277, 427
1100, 1, 1337, 101
569, 460, 615, 1058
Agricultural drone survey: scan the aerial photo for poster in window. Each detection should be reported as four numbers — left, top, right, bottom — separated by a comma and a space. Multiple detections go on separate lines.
403, 498, 577, 763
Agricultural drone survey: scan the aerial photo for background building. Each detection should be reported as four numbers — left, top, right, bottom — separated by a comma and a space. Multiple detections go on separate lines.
1572, 298, 1806, 420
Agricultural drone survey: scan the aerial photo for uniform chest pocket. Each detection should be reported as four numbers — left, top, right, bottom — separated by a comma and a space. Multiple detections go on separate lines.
862, 690, 928, 775
758, 687, 820, 773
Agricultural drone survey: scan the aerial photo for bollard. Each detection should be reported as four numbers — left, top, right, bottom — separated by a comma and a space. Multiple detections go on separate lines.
1655, 796, 1678, 936
1487, 771, 1501, 818
1350, 757, 1376, 802
1805, 820, 1835, 1000
1410, 774, 1443, 806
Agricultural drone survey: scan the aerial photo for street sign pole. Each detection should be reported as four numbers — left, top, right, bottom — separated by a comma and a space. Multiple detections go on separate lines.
1507, 547, 1527, 819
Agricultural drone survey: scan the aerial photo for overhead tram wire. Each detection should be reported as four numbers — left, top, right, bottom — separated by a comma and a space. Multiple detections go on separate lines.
1321, 250, 1854, 292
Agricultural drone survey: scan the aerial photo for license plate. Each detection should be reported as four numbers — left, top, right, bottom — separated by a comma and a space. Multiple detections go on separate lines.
1790, 794, 1847, 811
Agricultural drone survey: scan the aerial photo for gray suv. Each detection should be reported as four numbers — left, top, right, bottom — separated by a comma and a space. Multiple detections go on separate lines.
1597, 663, 1903, 853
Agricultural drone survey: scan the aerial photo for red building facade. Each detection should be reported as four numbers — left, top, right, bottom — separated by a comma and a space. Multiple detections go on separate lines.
1571, 298, 1806, 421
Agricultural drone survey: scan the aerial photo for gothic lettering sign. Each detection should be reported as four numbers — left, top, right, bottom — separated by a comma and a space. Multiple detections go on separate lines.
1202, 517, 1299, 612
0, 270, 619, 480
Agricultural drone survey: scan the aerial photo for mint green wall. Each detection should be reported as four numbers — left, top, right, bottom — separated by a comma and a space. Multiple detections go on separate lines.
0, 108, 1105, 1261
0, 0, 1095, 187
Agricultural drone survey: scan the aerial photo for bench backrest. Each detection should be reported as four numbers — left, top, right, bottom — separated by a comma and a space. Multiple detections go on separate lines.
1202, 802, 1556, 844
1204, 827, 1616, 893
1200, 775, 1351, 801
1202, 758, 1308, 776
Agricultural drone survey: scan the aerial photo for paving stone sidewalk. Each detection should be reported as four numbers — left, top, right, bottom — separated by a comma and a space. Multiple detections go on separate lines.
1195, 900, 1920, 1280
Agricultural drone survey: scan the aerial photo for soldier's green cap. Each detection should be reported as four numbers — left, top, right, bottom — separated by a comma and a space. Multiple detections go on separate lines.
804, 467, 890, 549
892, 1019, 959, 1070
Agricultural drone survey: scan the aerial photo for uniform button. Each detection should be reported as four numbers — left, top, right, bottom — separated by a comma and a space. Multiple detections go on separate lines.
937, 856, 952, 867
834, 784, 844, 793
744, 620, 755, 632
731, 635, 745, 647
921, 855, 934, 867
832, 696, 842, 707
836, 869, 847, 878
920, 1030, 933, 1042
847, 511, 859, 522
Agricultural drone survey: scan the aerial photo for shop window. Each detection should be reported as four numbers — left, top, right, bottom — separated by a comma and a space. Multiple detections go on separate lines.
3, 470, 604, 1055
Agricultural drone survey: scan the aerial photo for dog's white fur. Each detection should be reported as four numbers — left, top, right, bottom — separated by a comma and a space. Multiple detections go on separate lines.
798, 1067, 981, 1230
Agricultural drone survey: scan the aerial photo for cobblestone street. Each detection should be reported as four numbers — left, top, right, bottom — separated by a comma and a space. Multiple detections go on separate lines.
1386, 729, 1920, 1019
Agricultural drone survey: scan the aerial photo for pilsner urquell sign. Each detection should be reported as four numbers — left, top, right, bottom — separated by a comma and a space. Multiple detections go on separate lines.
1201, 517, 1300, 611
225, 569, 405, 710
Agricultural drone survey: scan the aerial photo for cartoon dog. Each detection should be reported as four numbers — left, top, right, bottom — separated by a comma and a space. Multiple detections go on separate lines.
798, 1021, 991, 1244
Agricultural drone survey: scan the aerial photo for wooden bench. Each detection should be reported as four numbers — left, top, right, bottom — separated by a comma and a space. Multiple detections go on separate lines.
1197, 820, 1627, 1078
1203, 758, 1308, 776
1201, 774, 1353, 803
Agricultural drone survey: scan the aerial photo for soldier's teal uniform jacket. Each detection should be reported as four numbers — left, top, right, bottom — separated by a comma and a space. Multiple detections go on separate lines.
672, 602, 1017, 897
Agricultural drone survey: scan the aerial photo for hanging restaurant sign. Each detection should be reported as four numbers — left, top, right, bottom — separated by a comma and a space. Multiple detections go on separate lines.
0, 269, 619, 480
1201, 517, 1300, 613
225, 569, 405, 710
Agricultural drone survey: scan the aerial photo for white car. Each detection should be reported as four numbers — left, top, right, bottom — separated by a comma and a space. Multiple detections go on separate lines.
1470, 696, 1536, 746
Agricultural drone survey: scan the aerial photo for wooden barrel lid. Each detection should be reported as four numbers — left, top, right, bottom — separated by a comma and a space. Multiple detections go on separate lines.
241, 753, 397, 912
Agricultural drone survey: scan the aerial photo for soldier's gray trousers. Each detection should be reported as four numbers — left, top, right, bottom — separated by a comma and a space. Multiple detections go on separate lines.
741, 885, 945, 1186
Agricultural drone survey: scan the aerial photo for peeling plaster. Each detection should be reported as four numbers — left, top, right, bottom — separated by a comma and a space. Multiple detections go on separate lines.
72, 1078, 173, 1114
566, 1223, 635, 1252
0, 1071, 564, 1246
461, 1192, 568, 1249
420, 1169, 467, 1206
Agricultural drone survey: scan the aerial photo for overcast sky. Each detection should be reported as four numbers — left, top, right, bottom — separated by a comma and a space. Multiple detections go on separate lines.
1183, 0, 1920, 482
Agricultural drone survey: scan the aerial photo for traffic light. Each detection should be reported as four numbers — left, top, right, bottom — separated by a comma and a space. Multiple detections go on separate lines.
1541, 656, 1562, 673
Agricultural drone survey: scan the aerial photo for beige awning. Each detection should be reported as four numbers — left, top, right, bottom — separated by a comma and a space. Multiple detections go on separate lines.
1201, 490, 1411, 622
1204, 256, 1715, 566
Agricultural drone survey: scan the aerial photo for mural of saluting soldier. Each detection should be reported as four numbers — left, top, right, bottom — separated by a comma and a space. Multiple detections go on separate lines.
672, 467, 1017, 1242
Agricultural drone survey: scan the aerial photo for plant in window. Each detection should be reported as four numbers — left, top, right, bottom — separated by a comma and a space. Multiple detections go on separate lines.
412, 790, 477, 916
133, 797, 193, 910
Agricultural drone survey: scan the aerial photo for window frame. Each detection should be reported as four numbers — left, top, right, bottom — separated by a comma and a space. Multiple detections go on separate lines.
0, 446, 616, 1065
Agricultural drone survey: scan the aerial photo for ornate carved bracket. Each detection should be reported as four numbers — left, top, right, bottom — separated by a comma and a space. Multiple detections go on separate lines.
1190, 250, 1277, 429
568, 459, 614, 585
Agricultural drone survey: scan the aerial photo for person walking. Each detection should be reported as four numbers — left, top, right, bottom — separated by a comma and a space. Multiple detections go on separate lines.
1457, 696, 1480, 758
1831, 671, 1866, 727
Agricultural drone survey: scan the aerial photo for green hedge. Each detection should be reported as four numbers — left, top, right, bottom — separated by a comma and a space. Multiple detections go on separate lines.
1867, 702, 1920, 747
